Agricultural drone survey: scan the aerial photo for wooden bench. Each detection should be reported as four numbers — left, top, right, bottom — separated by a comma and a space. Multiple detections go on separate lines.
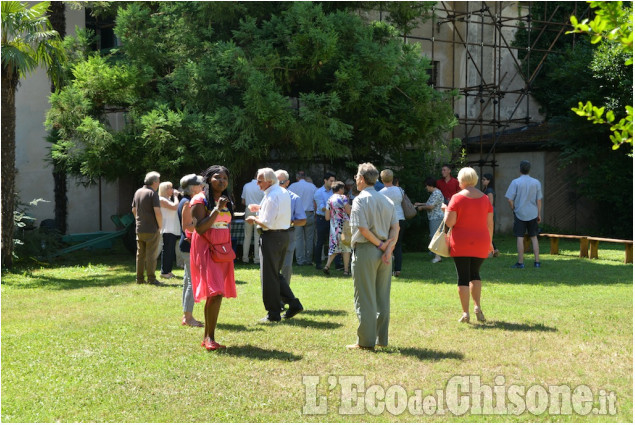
537, 233, 589, 258
587, 237, 634, 264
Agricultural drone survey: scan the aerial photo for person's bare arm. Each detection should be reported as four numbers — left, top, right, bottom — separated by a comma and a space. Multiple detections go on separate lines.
193, 197, 229, 234
182, 201, 194, 232
160, 198, 178, 210
536, 199, 542, 223
487, 192, 494, 205
154, 207, 163, 229
132, 207, 136, 217
381, 221, 400, 264
444, 210, 457, 228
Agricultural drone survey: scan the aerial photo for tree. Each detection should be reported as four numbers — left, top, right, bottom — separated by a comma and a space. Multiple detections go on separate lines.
45, 2, 457, 192
1, 1, 65, 268
568, 1, 633, 151
514, 2, 632, 237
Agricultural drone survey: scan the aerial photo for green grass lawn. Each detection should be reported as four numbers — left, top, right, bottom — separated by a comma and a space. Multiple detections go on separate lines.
1, 237, 632, 422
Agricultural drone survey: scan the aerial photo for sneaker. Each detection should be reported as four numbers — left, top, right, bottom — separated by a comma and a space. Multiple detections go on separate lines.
474, 307, 486, 322
511, 262, 525, 269
534, 262, 541, 268
458, 313, 470, 323
431, 257, 442, 264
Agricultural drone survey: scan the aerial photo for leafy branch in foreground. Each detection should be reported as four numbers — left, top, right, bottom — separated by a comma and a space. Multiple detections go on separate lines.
567, 1, 633, 151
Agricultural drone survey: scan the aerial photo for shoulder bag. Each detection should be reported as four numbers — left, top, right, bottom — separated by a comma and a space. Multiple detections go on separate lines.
401, 188, 417, 220
340, 220, 352, 247
201, 233, 236, 263
428, 219, 451, 257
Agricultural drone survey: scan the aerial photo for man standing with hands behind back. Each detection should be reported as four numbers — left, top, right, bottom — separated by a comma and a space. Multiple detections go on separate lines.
348, 163, 399, 351
245, 168, 304, 323
505, 160, 543, 269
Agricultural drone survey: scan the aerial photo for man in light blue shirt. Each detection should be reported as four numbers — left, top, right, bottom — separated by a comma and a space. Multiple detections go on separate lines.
313, 172, 335, 270
276, 170, 307, 288
241, 174, 264, 263
288, 171, 317, 266
505, 160, 543, 268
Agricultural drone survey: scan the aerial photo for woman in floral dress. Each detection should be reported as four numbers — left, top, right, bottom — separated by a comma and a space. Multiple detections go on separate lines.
323, 181, 352, 276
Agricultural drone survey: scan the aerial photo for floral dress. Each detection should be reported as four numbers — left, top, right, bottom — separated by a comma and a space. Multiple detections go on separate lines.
326, 194, 352, 255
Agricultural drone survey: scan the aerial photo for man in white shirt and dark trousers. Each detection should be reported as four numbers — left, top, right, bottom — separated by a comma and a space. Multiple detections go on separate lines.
287, 171, 317, 266
241, 173, 264, 264
246, 168, 304, 323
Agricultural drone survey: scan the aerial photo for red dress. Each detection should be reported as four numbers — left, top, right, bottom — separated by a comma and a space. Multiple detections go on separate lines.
446, 194, 493, 258
190, 193, 237, 301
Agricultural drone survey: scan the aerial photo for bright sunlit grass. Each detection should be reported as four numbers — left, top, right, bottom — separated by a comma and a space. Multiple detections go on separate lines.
1, 237, 632, 422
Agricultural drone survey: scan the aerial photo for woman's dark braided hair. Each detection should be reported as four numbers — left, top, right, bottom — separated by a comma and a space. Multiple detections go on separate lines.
201, 165, 234, 218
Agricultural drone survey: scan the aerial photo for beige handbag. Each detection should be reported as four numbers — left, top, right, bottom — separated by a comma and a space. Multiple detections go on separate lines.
340, 220, 352, 247
428, 220, 451, 257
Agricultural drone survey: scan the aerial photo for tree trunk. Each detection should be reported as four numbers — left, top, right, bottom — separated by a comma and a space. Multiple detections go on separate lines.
1, 70, 18, 268
49, 1, 68, 234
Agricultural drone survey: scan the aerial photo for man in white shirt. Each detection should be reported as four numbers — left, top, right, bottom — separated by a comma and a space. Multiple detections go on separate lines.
241, 173, 264, 263
288, 171, 317, 266
245, 168, 304, 323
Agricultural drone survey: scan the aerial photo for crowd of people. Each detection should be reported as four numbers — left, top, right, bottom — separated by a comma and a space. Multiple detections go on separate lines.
131, 160, 543, 350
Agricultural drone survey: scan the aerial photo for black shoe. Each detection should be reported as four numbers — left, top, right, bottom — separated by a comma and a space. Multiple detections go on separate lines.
258, 316, 281, 324
283, 306, 304, 320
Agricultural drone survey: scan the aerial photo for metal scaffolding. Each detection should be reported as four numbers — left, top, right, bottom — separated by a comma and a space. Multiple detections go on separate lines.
388, 1, 591, 176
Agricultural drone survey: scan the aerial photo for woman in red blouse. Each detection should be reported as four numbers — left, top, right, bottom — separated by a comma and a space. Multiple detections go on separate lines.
444, 167, 494, 323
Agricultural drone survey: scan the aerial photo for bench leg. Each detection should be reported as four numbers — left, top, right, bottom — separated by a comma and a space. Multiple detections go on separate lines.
580, 238, 588, 258
625, 244, 633, 264
550, 238, 559, 255
589, 240, 599, 260
524, 235, 531, 253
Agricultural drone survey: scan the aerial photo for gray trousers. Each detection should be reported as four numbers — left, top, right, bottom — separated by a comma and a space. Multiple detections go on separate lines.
282, 227, 296, 286
294, 211, 314, 264
181, 252, 194, 313
352, 243, 392, 347
243, 211, 260, 262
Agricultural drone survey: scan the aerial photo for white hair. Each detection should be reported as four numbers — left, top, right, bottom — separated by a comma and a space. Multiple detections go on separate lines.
144, 171, 160, 185
258, 168, 278, 186
275, 169, 289, 182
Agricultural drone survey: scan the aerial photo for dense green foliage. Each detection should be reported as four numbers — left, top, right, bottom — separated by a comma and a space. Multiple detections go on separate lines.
46, 2, 457, 187
514, 1, 633, 238
568, 1, 633, 150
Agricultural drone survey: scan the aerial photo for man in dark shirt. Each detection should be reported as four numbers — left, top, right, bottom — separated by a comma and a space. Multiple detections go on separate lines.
132, 171, 163, 285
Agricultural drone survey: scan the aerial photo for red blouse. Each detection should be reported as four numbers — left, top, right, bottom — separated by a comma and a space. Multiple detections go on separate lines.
446, 194, 493, 258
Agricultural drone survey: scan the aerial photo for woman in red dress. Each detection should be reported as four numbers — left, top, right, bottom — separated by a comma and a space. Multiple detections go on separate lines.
444, 167, 493, 323
190, 165, 237, 350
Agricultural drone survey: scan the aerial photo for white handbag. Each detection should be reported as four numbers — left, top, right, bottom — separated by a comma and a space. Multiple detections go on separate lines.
428, 220, 451, 257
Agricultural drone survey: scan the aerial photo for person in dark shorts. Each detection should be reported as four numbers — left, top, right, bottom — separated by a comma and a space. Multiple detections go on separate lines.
505, 160, 543, 269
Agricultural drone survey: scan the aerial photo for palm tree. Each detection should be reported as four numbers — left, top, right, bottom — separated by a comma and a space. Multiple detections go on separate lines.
1, 1, 65, 268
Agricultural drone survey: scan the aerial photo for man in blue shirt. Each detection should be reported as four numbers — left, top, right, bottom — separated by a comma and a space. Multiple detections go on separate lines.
313, 172, 335, 270
276, 170, 307, 288
505, 160, 543, 268
288, 171, 317, 266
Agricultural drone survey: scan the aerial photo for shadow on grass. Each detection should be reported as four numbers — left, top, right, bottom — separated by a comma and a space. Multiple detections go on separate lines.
221, 344, 302, 361
393, 347, 464, 361
474, 321, 557, 332
279, 317, 343, 329
2, 273, 133, 290
301, 309, 348, 317
217, 323, 263, 333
